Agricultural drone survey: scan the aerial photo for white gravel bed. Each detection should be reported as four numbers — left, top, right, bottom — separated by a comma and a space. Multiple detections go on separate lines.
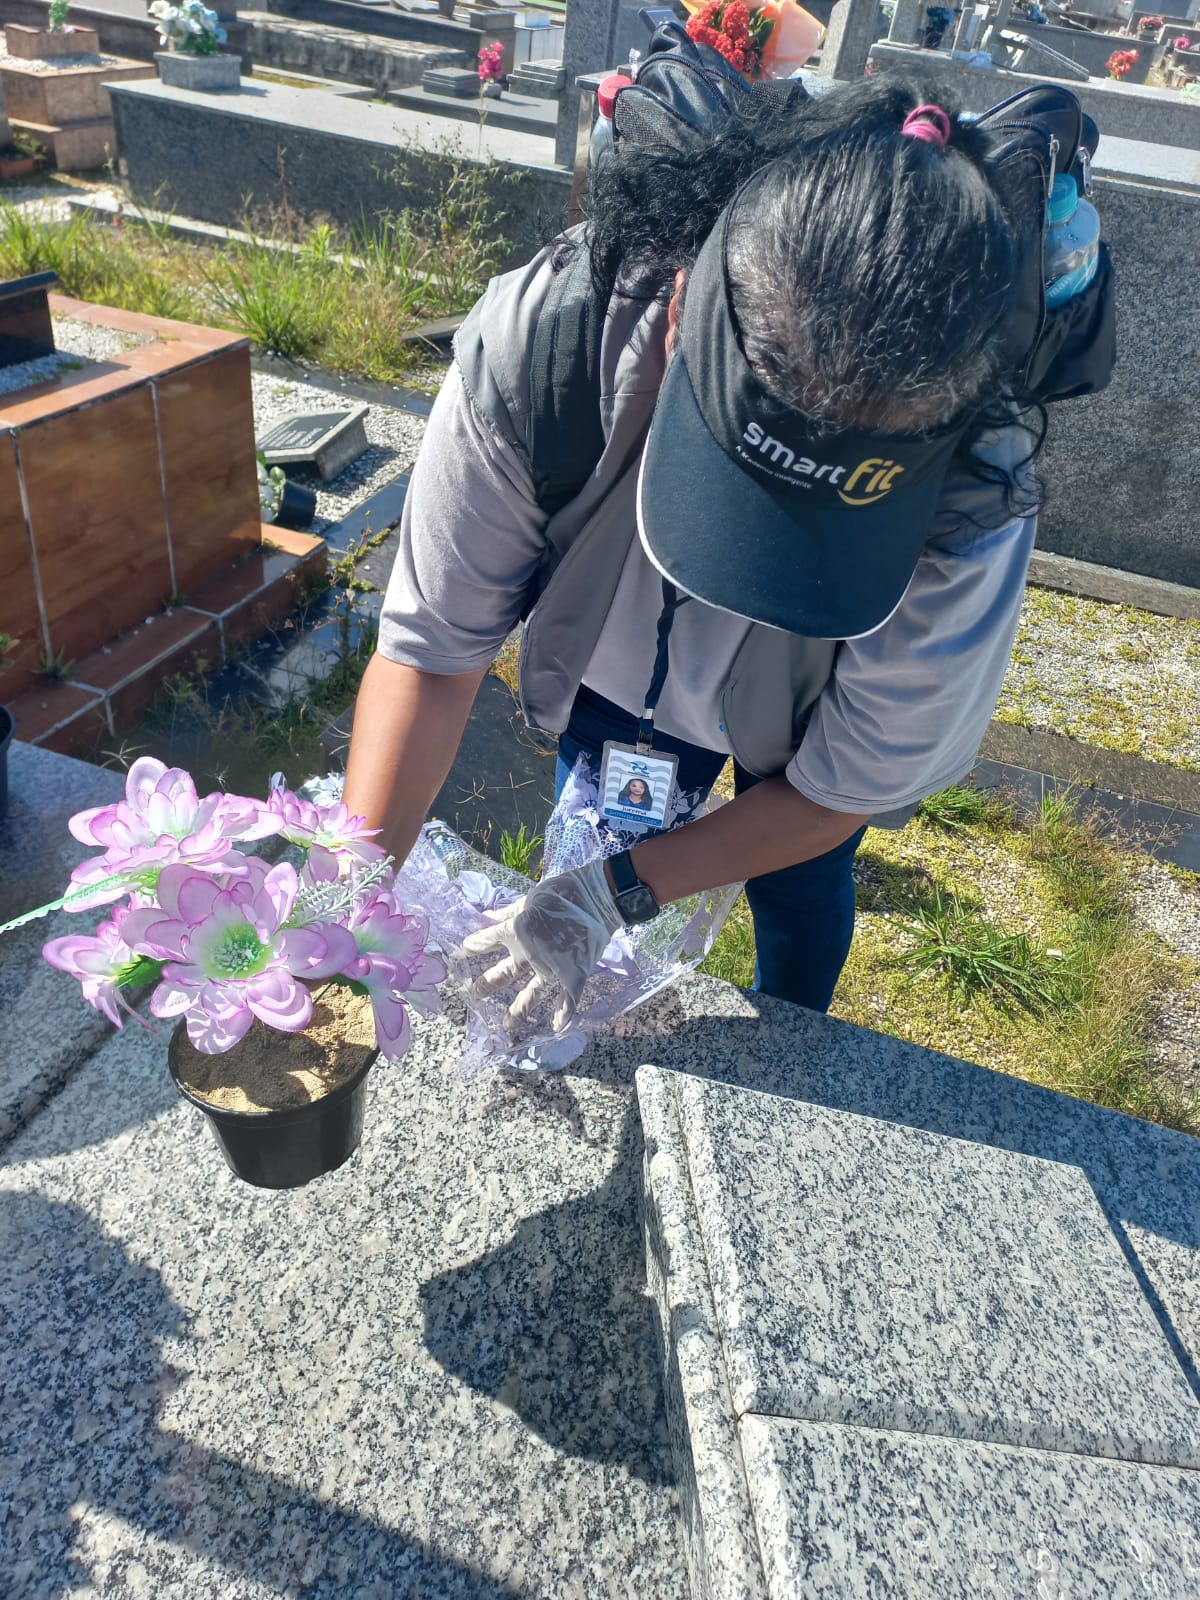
0, 37, 123, 72
0, 314, 150, 396
250, 372, 429, 531
0, 180, 124, 222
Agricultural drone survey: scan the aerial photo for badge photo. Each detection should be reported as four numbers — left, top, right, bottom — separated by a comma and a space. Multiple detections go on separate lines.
599, 743, 677, 831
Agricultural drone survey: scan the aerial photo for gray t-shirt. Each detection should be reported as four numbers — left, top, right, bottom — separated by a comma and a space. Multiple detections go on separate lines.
380, 363, 1037, 815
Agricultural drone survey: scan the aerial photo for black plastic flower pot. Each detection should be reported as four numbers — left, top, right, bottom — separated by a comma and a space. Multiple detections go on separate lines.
168, 1026, 376, 1190
275, 480, 317, 531
0, 704, 14, 821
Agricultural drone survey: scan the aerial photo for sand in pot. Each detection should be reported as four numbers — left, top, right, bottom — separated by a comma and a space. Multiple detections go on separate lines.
171, 985, 377, 1114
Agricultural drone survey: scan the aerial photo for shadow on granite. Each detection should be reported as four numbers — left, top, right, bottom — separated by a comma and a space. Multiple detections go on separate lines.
0, 744, 126, 1148
0, 1189, 524, 1600
420, 1102, 674, 1487
598, 985, 1200, 1399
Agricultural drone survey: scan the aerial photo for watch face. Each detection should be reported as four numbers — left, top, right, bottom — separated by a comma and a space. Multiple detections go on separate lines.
616, 883, 659, 925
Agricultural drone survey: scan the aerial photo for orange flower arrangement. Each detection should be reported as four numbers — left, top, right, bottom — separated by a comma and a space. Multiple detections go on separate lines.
681, 0, 824, 81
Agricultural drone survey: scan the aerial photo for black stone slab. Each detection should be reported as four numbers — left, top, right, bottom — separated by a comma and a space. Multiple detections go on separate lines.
0, 271, 57, 370
970, 757, 1200, 875
257, 405, 370, 480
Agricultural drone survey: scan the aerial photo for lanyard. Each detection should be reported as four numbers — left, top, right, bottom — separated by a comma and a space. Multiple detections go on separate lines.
637, 579, 689, 752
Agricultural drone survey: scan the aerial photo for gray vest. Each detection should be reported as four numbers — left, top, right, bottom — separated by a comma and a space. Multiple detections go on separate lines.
454, 247, 839, 779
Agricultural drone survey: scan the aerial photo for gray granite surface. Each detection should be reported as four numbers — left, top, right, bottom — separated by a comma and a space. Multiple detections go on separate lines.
0, 742, 124, 1145
5, 747, 1200, 1597
740, 1415, 1200, 1600
671, 1074, 1200, 1468
0, 1003, 690, 1599
640, 1066, 767, 1600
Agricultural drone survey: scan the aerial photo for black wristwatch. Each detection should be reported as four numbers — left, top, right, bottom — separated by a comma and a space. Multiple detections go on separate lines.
608, 850, 661, 926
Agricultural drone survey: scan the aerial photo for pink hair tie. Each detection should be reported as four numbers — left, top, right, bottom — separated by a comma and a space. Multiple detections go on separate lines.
901, 104, 952, 150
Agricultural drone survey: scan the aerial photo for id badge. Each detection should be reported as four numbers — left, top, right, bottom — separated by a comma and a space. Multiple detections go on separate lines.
599, 742, 678, 830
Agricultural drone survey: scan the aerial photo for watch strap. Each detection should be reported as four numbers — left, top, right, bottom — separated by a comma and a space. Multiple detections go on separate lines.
608, 849, 660, 925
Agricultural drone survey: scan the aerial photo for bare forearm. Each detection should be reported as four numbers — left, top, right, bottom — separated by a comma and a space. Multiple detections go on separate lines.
629, 777, 869, 903
343, 653, 486, 865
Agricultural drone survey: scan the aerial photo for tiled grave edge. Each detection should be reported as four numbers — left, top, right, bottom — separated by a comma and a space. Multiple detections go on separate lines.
638, 1064, 769, 1600
8, 527, 326, 756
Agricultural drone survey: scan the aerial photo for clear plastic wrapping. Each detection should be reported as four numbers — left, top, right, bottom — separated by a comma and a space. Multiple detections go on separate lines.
304, 765, 741, 1077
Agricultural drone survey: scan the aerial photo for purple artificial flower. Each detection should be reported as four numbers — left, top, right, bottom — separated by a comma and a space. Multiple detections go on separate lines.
123, 859, 357, 1054
265, 786, 385, 865
67, 758, 279, 910
43, 900, 147, 1028
340, 886, 446, 1060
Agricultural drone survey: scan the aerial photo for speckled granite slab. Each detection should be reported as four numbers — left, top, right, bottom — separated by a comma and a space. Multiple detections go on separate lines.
0, 743, 124, 1144
669, 1072, 1200, 1469
739, 1415, 1200, 1600
0, 991, 690, 1600
641, 1062, 768, 1600
637, 1060, 1200, 1600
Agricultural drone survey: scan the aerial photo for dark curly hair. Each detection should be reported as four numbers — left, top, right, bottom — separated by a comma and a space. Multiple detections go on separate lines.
578, 74, 1044, 520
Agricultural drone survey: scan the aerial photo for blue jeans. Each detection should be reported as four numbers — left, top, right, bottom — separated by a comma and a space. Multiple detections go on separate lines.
555, 687, 866, 1013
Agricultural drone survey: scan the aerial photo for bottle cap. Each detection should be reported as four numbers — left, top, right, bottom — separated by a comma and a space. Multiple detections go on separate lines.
1047, 174, 1079, 227
597, 74, 632, 118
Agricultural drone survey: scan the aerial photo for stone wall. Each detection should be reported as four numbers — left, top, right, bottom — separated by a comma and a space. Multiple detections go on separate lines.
241, 15, 465, 92
1037, 175, 1200, 587
869, 41, 1200, 147
109, 79, 571, 273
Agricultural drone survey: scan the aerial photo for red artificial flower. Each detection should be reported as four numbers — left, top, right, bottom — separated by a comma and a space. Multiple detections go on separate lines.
686, 0, 773, 79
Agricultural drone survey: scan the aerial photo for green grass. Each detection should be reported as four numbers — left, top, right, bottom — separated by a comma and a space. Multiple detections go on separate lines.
702, 785, 1198, 1134
0, 154, 510, 381
497, 824, 543, 877
891, 883, 1072, 1013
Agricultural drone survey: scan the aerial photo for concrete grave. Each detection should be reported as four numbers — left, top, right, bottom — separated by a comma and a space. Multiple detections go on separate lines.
257, 404, 370, 481
817, 0, 888, 79
0, 22, 155, 170
422, 64, 484, 96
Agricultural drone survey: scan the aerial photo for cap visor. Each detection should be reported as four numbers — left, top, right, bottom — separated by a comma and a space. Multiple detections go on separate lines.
637, 354, 942, 640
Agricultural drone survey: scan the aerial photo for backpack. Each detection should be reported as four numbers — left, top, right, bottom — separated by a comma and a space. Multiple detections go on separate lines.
458, 24, 1117, 521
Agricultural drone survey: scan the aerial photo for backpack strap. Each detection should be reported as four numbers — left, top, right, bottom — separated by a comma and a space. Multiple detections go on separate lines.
526, 244, 610, 519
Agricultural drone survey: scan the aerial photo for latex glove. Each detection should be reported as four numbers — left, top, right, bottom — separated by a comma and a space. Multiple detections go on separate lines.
460, 858, 623, 1033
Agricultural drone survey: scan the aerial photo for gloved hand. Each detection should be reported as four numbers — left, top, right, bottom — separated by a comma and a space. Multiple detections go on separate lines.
460, 858, 623, 1033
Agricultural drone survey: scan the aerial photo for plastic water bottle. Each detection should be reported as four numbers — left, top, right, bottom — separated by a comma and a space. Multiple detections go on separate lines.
1044, 174, 1100, 309
589, 74, 632, 174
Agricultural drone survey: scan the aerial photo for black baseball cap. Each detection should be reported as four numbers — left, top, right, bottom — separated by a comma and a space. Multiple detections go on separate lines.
636, 181, 970, 640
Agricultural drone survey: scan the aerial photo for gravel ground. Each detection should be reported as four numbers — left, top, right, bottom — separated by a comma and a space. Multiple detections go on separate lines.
249, 372, 428, 533
1128, 859, 1200, 1098
0, 315, 151, 396
0, 177, 124, 220
997, 587, 1200, 773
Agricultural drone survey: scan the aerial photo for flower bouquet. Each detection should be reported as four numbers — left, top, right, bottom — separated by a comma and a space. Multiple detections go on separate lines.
149, 0, 226, 54
43, 759, 444, 1187
1106, 47, 1138, 78
682, 0, 825, 81
149, 0, 241, 91
478, 40, 505, 98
